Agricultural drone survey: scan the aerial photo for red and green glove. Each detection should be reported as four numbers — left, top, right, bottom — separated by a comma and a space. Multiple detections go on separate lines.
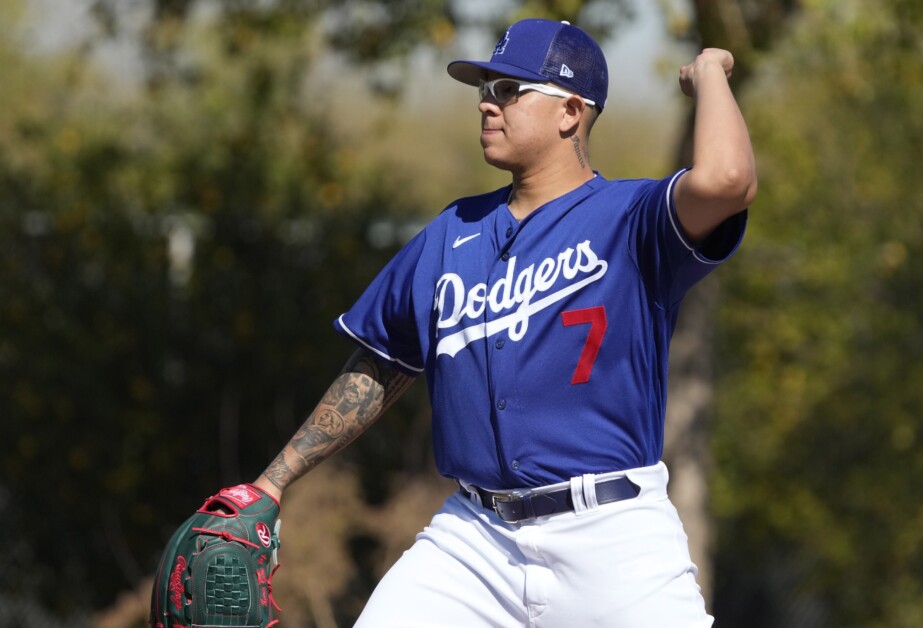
150, 484, 282, 627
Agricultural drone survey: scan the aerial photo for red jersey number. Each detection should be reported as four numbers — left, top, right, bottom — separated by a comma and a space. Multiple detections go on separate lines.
561, 306, 608, 385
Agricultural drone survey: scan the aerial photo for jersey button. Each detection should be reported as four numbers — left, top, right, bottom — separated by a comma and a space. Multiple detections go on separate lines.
497, 399, 506, 410
506, 227, 513, 238
501, 252, 510, 261
511, 460, 521, 471
495, 339, 505, 349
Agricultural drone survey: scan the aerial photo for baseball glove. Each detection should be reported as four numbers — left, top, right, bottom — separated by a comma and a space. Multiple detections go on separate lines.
150, 484, 282, 628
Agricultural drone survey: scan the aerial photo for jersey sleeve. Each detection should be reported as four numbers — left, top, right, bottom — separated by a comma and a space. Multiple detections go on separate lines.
333, 230, 427, 376
629, 169, 747, 309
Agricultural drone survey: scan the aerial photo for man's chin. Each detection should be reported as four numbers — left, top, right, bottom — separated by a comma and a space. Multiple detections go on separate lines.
482, 151, 513, 171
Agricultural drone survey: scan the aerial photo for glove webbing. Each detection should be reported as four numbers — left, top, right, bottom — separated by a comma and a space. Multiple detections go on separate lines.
192, 526, 283, 617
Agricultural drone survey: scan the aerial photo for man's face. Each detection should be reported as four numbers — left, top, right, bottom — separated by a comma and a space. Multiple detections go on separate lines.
478, 74, 564, 172
342, 375, 372, 408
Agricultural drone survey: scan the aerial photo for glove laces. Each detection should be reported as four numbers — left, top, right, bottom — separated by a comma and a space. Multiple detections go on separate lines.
191, 526, 284, 622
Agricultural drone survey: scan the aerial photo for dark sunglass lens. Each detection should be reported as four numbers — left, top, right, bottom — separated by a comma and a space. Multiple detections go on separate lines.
494, 80, 520, 103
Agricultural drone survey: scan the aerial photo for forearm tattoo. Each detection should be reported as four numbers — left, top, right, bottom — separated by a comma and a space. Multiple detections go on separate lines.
572, 136, 588, 169
261, 349, 416, 492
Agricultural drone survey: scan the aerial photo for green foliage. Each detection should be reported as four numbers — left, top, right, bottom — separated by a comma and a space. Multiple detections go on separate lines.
712, 0, 923, 624
0, 2, 417, 616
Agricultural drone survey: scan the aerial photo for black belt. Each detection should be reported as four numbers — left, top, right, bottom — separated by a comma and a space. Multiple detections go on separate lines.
460, 476, 641, 523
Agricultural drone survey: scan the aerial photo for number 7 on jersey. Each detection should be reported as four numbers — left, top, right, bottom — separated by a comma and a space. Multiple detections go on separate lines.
561, 306, 608, 384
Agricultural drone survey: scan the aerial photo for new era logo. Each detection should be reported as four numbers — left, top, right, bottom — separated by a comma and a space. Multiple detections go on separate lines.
560, 64, 574, 78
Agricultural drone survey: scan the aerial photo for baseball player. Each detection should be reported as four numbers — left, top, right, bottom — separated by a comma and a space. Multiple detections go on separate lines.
251, 17, 755, 627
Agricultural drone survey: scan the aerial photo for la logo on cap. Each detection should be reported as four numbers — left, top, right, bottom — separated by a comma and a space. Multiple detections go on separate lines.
493, 31, 510, 56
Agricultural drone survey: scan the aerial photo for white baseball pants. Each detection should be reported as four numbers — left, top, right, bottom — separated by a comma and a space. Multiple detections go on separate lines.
354, 462, 713, 627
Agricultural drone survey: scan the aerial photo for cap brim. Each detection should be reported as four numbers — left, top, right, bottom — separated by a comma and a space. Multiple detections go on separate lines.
447, 60, 547, 86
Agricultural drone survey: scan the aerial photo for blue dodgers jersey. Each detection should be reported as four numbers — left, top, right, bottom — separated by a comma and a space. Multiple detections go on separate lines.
334, 171, 746, 489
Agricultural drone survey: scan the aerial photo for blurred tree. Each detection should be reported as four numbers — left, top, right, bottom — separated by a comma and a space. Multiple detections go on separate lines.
710, 0, 923, 625
0, 0, 442, 621
659, 0, 800, 607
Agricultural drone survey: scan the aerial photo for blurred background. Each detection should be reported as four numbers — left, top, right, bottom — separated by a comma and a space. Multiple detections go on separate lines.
1, 0, 921, 626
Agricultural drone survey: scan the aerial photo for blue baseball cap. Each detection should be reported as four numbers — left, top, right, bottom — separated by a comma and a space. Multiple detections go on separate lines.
448, 18, 609, 109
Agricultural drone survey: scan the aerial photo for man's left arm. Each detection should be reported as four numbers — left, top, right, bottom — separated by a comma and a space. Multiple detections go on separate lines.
673, 48, 758, 243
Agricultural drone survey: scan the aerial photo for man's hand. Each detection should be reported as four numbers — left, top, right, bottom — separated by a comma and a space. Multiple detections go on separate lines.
679, 48, 735, 98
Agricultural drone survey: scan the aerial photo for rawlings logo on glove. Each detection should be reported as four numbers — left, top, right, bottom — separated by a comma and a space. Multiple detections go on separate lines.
150, 484, 282, 628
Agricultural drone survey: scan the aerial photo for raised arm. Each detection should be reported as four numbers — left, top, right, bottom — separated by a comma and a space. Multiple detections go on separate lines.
674, 48, 757, 243
253, 348, 417, 501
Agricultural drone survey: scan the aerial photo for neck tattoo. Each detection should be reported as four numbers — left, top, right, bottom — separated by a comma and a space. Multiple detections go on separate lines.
571, 136, 587, 169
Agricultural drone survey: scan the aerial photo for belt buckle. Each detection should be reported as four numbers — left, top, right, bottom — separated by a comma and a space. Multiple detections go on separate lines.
491, 490, 527, 523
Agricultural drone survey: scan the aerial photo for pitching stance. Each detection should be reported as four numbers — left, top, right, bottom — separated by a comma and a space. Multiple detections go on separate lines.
151, 17, 755, 627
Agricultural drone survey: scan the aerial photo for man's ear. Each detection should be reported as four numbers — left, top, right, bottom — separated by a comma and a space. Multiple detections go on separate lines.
559, 96, 586, 135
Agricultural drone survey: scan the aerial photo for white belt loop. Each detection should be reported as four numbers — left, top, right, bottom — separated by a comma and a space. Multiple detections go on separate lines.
569, 476, 588, 513
570, 473, 599, 515
582, 473, 599, 510
458, 479, 483, 508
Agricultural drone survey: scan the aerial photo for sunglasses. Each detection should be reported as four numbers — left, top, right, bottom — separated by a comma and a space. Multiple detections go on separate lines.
478, 78, 596, 107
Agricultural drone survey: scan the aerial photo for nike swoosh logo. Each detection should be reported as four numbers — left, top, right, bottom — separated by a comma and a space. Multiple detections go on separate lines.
452, 233, 481, 249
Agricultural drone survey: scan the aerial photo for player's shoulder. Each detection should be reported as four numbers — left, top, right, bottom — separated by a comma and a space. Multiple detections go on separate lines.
591, 171, 685, 207
409, 186, 508, 249
593, 173, 665, 195
436, 186, 510, 223
576, 174, 662, 214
